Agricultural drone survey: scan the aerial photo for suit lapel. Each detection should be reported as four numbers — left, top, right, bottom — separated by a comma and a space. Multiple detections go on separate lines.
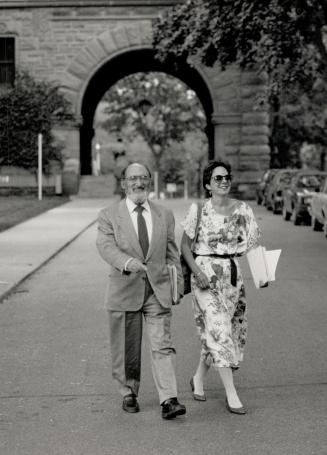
146, 201, 163, 260
117, 199, 144, 258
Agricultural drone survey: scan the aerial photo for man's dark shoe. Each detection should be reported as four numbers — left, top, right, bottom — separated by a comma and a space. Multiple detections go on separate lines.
161, 397, 186, 419
122, 394, 140, 413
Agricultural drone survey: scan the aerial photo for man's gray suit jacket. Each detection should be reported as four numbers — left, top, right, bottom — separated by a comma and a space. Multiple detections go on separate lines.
96, 199, 183, 311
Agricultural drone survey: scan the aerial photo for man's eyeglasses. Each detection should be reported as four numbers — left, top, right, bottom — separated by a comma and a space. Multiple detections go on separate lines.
125, 175, 150, 183
211, 174, 232, 183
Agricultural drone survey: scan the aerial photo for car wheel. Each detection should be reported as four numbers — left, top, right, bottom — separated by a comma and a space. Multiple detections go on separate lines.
292, 207, 301, 225
311, 216, 323, 231
282, 205, 291, 221
324, 222, 327, 238
256, 195, 262, 205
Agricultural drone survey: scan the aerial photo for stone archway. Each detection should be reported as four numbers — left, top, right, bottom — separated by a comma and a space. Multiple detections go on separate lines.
62, 21, 216, 175
60, 21, 270, 197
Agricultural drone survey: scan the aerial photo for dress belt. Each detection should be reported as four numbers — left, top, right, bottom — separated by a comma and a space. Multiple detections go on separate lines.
194, 253, 243, 287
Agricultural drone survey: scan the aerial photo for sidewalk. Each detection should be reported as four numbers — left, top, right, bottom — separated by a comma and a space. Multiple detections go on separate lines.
0, 197, 112, 303
0, 196, 196, 303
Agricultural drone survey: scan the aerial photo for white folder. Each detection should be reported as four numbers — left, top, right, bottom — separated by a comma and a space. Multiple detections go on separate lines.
246, 246, 281, 289
167, 264, 178, 303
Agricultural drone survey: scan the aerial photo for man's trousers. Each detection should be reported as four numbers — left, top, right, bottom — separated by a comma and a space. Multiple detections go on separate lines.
108, 280, 178, 404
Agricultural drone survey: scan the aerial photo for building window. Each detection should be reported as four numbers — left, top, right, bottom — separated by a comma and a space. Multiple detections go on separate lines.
0, 37, 15, 87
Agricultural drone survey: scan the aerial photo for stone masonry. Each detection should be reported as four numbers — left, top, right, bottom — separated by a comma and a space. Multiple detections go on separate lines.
0, 1, 271, 198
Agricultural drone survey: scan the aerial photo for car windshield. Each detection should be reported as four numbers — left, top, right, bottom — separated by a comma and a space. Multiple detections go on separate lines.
298, 175, 321, 188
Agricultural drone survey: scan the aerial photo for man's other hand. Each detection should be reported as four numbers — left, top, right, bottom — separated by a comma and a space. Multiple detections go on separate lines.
172, 293, 184, 305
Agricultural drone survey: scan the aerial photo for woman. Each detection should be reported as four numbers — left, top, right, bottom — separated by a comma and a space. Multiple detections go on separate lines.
181, 160, 261, 414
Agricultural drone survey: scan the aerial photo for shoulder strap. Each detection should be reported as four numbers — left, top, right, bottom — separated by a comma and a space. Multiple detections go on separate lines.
191, 202, 203, 252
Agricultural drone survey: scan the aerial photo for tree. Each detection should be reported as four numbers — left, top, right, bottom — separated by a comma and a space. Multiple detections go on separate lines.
153, 1, 327, 168
154, 1, 327, 89
269, 78, 327, 168
0, 71, 74, 173
160, 130, 208, 196
100, 72, 206, 184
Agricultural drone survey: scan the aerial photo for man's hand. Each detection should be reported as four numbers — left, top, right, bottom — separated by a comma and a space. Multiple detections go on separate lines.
126, 258, 147, 273
172, 293, 184, 306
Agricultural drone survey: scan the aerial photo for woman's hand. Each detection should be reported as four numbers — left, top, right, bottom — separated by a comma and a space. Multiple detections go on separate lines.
194, 270, 210, 289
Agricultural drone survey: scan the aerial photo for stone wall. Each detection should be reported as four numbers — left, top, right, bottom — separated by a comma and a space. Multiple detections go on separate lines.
0, 3, 271, 198
0, 6, 160, 83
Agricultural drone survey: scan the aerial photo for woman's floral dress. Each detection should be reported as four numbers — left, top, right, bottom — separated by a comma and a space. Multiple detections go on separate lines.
181, 199, 261, 369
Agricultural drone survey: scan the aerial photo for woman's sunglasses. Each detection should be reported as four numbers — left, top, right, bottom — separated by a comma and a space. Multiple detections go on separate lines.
212, 174, 232, 183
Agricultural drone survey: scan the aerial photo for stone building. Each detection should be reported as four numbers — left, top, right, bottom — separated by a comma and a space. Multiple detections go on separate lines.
0, 0, 270, 197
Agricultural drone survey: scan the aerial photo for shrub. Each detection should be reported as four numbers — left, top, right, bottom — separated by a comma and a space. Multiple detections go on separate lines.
0, 71, 74, 174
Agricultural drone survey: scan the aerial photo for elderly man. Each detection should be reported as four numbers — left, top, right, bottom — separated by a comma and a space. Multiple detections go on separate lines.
96, 162, 185, 419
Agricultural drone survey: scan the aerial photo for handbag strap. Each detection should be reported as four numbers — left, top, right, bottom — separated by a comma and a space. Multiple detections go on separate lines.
190, 202, 203, 253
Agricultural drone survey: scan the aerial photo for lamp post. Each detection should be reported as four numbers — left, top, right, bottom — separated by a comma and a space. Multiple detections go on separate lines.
37, 133, 43, 201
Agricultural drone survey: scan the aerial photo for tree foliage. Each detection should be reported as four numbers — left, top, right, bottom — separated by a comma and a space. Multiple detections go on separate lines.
270, 78, 327, 167
100, 72, 206, 172
154, 0, 327, 89
0, 71, 75, 173
160, 130, 207, 195
154, 1, 327, 168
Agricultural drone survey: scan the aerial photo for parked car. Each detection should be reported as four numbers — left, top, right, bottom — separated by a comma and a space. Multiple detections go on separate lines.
308, 176, 327, 236
282, 171, 327, 225
256, 169, 278, 205
265, 169, 298, 213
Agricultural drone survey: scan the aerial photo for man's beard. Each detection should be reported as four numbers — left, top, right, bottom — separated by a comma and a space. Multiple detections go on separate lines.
128, 188, 148, 204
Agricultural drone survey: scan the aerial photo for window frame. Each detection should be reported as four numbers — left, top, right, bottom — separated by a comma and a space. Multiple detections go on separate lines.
0, 36, 15, 88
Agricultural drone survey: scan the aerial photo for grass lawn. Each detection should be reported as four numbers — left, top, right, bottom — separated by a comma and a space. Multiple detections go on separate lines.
0, 196, 69, 233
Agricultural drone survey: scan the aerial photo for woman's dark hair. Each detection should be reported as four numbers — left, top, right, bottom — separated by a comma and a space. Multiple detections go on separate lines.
202, 160, 232, 198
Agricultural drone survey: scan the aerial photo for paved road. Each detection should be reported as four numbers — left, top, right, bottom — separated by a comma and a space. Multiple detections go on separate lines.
1, 200, 326, 455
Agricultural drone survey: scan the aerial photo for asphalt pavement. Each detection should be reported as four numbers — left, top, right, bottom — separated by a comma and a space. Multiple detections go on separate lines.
0, 197, 326, 455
